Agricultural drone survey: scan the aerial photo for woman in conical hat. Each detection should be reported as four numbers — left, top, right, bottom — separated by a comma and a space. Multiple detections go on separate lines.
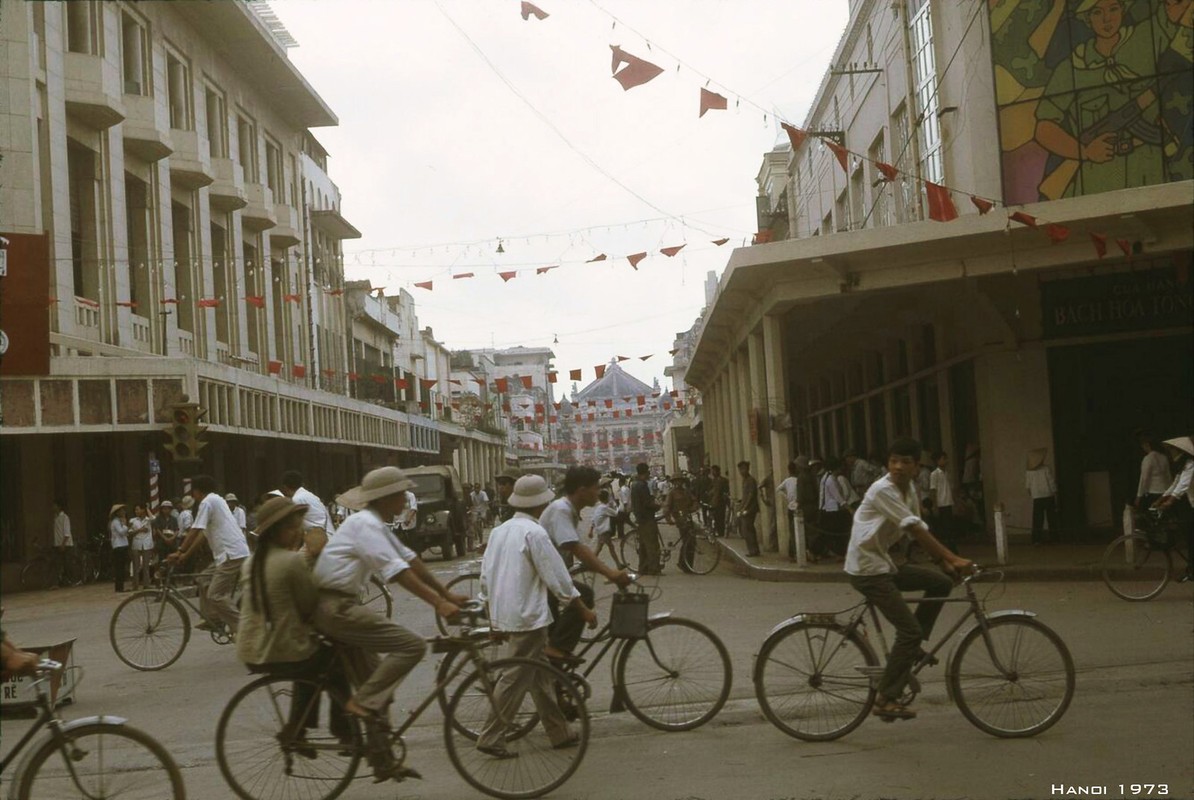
1155, 436, 1193, 582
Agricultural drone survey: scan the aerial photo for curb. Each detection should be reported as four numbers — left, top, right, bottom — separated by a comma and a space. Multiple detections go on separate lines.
717, 540, 1113, 582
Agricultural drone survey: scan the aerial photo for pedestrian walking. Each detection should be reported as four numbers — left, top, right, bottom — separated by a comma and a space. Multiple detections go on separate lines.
109, 504, 130, 593
477, 474, 594, 758
692, 466, 712, 526
129, 503, 156, 590
153, 500, 179, 560
776, 461, 800, 559
493, 467, 521, 524
736, 461, 762, 557
590, 489, 618, 563
1026, 448, 1059, 544
631, 462, 666, 572
707, 465, 730, 537
817, 458, 851, 541
928, 451, 959, 552
50, 500, 74, 586
1136, 435, 1172, 509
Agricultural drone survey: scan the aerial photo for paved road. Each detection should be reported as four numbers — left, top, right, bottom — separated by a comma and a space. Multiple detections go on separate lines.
2, 557, 1191, 800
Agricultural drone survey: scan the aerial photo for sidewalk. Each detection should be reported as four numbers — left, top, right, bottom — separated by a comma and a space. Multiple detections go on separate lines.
716, 534, 1115, 582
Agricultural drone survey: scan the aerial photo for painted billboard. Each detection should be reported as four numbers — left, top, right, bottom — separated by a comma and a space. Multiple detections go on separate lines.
990, 0, 1193, 204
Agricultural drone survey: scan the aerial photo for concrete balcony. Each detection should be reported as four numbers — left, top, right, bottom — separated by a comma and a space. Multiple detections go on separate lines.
64, 53, 125, 129
168, 130, 214, 189
242, 185, 277, 231
210, 158, 248, 211
270, 203, 302, 249
121, 95, 172, 163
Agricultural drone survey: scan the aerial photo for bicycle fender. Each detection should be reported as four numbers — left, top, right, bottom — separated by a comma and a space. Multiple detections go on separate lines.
943, 610, 1037, 703
648, 611, 673, 622
764, 612, 838, 640
7, 716, 132, 799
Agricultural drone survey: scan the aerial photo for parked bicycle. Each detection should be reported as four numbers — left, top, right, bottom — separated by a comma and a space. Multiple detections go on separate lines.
620, 514, 721, 575
215, 600, 588, 800
19, 545, 94, 591
753, 566, 1075, 741
0, 659, 185, 799
437, 574, 732, 732
1101, 507, 1191, 601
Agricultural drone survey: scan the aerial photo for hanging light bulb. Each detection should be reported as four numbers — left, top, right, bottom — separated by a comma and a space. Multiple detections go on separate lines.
553, 333, 559, 344
496, 239, 505, 254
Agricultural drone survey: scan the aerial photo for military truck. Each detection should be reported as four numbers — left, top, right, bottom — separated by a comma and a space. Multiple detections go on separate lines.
399, 465, 468, 560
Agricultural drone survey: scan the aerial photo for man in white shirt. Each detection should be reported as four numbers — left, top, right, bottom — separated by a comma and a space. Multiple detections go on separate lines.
927, 451, 959, 552
225, 493, 248, 535
1155, 436, 1194, 582
168, 475, 252, 634
1025, 448, 1058, 545
281, 471, 335, 558
775, 462, 800, 559
313, 466, 466, 726
845, 438, 972, 721
478, 475, 594, 757
51, 500, 74, 552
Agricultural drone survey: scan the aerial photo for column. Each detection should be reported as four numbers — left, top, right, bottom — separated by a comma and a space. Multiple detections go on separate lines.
747, 330, 774, 550
763, 313, 794, 558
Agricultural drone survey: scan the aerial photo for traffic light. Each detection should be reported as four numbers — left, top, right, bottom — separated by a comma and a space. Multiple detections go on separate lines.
163, 401, 207, 462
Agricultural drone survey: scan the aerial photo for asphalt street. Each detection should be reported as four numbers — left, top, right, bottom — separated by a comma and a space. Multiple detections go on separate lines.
2, 554, 1191, 800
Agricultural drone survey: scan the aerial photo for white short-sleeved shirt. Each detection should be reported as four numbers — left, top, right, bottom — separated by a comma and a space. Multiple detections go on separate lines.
1025, 467, 1057, 499
53, 511, 73, 547
929, 467, 953, 508
232, 505, 247, 530
177, 509, 194, 533
313, 508, 418, 596
397, 491, 418, 531
109, 518, 129, 549
539, 497, 580, 556
845, 475, 925, 577
130, 517, 155, 551
777, 476, 799, 511
192, 493, 251, 565
291, 486, 331, 532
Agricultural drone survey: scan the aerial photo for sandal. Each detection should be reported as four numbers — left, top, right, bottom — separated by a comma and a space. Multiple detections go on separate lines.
872, 700, 917, 721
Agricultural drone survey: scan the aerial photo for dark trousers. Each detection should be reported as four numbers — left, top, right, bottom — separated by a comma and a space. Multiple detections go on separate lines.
1031, 496, 1058, 543
934, 506, 958, 553
249, 646, 353, 739
711, 504, 727, 536
849, 565, 954, 703
739, 510, 760, 555
112, 546, 130, 591
547, 581, 595, 654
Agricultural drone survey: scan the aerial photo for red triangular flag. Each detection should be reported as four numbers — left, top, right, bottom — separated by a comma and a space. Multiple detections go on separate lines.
414, 280, 434, 290
626, 252, 647, 269
499, 271, 517, 282
659, 244, 686, 257
1116, 238, 1132, 258
610, 45, 664, 91
781, 123, 807, 150
197, 298, 221, 308
753, 230, 774, 244
547, 372, 558, 384
616, 356, 629, 362
326, 288, 344, 296
639, 354, 652, 361
283, 293, 302, 304
699, 87, 727, 118
1045, 223, 1070, 244
292, 364, 306, 378
396, 378, 409, 390
925, 181, 958, 222
970, 195, 994, 215
1009, 211, 1038, 228
520, 375, 533, 389
876, 162, 899, 182
569, 368, 582, 381
420, 378, 436, 389
711, 238, 729, 246
347, 372, 359, 382
536, 265, 558, 274
575, 414, 583, 423
1090, 232, 1108, 258
520, 1, 548, 20
604, 399, 613, 408
595, 365, 606, 379
587, 254, 607, 263
267, 360, 283, 374
116, 300, 138, 308
825, 139, 849, 172
495, 377, 508, 392
453, 272, 474, 279
245, 295, 265, 308
160, 298, 178, 305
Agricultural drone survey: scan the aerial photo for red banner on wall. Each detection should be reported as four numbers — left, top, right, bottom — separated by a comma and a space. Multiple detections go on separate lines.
0, 232, 51, 375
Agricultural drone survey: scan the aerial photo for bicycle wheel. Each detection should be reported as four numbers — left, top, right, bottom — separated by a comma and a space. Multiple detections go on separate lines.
58, 551, 86, 587
1101, 533, 1173, 601
17, 721, 185, 799
619, 530, 642, 573
358, 576, 394, 618
615, 617, 732, 731
20, 557, 57, 591
754, 622, 877, 741
109, 590, 191, 671
436, 641, 531, 740
444, 657, 588, 800
680, 532, 722, 575
437, 572, 484, 636
217, 675, 362, 800
949, 616, 1075, 738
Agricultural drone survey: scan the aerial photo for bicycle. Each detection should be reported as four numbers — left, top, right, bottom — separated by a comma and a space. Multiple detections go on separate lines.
437, 574, 732, 732
0, 659, 186, 799
215, 600, 588, 800
1101, 507, 1191, 601
620, 513, 721, 575
19, 545, 91, 591
753, 566, 1075, 741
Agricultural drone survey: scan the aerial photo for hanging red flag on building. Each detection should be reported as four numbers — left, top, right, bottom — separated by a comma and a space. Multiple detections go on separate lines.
414, 281, 433, 290
587, 254, 607, 263
396, 378, 408, 390
268, 360, 283, 374
753, 230, 774, 245
495, 377, 508, 393
347, 372, 359, 382
825, 139, 849, 172
292, 365, 306, 378
1090, 232, 1108, 258
1009, 211, 1038, 228
536, 265, 558, 274
1046, 224, 1070, 244
780, 123, 807, 150
595, 364, 606, 379
637, 395, 646, 405
626, 252, 647, 269
1116, 238, 1132, 258
520, 375, 533, 389
876, 162, 899, 182
283, 293, 301, 303
604, 399, 613, 408
575, 414, 583, 423
520, 1, 548, 20
322, 368, 336, 377
371, 374, 386, 385
419, 378, 436, 389
970, 195, 994, 215
547, 372, 558, 383
245, 295, 265, 308
198, 298, 221, 308
534, 404, 545, 414
610, 45, 664, 91
326, 288, 344, 296
569, 368, 582, 381
160, 298, 179, 305
499, 271, 517, 282
659, 244, 685, 257
711, 238, 729, 246
698, 87, 727, 117
453, 272, 474, 279
925, 181, 958, 222
115, 300, 138, 308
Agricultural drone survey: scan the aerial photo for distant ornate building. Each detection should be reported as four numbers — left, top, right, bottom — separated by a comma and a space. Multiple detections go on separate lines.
555, 361, 670, 473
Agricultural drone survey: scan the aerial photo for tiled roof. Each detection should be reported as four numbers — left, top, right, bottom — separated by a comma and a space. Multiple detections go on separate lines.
575, 362, 653, 402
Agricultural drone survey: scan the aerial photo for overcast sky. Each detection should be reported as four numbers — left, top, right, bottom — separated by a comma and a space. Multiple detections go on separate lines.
272, 0, 850, 388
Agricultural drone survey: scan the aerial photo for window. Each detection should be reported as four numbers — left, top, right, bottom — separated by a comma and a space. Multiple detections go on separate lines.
908, 1, 942, 184
121, 12, 149, 95
868, 133, 890, 227
866, 22, 874, 66
835, 189, 850, 232
66, 2, 100, 55
166, 50, 193, 129
288, 154, 300, 207
237, 115, 259, 182
891, 104, 918, 222
265, 136, 283, 197
205, 84, 228, 158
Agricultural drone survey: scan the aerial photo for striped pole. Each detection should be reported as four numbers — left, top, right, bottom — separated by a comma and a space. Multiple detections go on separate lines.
148, 452, 160, 512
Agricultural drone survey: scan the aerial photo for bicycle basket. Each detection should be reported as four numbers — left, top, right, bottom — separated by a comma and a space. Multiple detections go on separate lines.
609, 592, 650, 639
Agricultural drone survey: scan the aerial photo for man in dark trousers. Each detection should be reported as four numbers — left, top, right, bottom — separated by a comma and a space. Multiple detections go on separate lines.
630, 463, 663, 574
737, 461, 762, 556
708, 465, 730, 537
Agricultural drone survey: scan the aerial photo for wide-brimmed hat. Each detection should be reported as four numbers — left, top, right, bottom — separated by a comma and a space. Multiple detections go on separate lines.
496, 467, 522, 483
1026, 448, 1048, 470
254, 496, 308, 536
178, 496, 194, 510
337, 466, 415, 510
508, 475, 555, 509
1163, 436, 1194, 457
108, 503, 126, 518
224, 492, 239, 504
160, 500, 174, 509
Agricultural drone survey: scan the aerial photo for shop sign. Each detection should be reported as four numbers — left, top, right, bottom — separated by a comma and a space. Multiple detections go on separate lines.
1040, 266, 1192, 339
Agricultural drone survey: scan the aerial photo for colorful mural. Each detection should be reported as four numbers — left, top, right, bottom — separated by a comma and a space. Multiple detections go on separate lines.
990, 0, 1193, 204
